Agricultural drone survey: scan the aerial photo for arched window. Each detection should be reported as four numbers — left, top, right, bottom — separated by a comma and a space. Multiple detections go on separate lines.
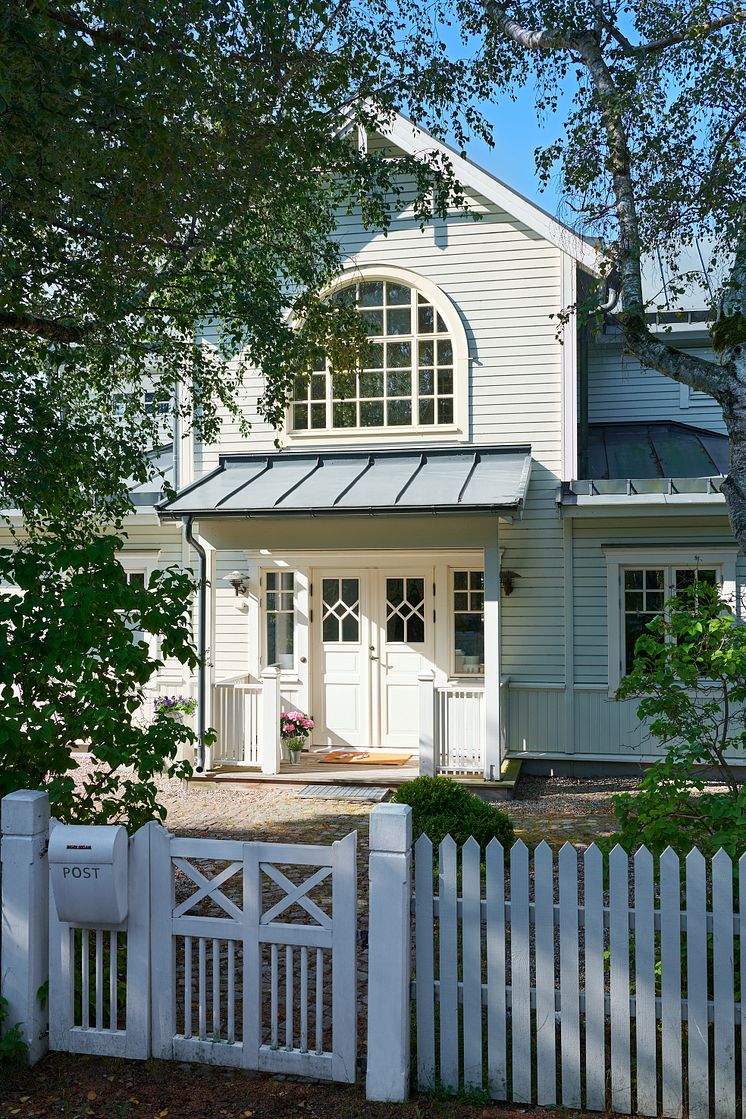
288, 267, 467, 439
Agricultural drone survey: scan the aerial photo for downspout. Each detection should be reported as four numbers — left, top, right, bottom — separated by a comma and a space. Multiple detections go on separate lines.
183, 515, 208, 773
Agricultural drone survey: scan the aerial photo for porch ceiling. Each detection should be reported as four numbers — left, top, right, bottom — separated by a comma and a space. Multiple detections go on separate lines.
159, 445, 532, 518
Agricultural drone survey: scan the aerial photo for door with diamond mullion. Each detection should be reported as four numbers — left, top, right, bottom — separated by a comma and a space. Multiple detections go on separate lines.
378, 571, 433, 748
313, 571, 371, 747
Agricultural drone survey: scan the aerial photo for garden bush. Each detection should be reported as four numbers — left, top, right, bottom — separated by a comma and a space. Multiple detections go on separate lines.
392, 775, 514, 848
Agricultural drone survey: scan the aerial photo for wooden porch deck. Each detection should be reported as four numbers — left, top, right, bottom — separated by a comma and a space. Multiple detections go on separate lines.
194, 748, 520, 797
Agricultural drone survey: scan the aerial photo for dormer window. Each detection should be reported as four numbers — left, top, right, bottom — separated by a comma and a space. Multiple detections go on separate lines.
287, 267, 467, 442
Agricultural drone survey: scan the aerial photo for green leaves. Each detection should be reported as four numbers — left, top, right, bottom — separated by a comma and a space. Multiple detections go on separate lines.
614, 580, 746, 856
0, 529, 198, 830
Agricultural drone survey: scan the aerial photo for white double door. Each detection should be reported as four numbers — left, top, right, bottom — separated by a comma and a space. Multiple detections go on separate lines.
312, 567, 434, 749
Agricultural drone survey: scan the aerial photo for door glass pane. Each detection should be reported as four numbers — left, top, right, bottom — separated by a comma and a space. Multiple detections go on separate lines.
321, 577, 360, 643
386, 577, 425, 643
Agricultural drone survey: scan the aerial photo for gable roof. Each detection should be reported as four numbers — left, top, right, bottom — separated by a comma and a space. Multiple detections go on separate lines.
383, 114, 599, 272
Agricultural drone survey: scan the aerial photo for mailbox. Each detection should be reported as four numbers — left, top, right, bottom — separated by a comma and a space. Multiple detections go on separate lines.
49, 824, 129, 926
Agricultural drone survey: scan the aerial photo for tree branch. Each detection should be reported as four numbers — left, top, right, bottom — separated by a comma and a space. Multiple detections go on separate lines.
635, 11, 745, 54
0, 311, 85, 343
480, 0, 574, 50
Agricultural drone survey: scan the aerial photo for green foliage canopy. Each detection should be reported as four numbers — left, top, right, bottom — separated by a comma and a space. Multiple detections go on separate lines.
614, 581, 746, 856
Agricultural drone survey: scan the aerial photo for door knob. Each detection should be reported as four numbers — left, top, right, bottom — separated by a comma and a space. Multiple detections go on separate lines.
300, 656, 307, 664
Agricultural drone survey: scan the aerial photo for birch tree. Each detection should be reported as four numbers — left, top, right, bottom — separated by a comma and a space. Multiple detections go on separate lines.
460, 0, 745, 536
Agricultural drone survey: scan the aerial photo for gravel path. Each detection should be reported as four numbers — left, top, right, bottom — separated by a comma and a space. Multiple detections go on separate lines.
71, 755, 646, 852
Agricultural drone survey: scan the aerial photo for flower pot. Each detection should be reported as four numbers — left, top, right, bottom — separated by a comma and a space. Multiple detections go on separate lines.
285, 735, 305, 765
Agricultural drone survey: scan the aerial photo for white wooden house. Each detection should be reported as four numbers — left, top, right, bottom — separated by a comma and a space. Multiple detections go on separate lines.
99, 117, 741, 781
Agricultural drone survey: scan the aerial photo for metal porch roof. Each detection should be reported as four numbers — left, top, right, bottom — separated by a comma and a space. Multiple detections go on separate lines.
159, 445, 532, 518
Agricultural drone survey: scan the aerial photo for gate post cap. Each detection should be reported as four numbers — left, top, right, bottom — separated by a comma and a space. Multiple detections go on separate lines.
370, 803, 412, 852
1, 790, 50, 836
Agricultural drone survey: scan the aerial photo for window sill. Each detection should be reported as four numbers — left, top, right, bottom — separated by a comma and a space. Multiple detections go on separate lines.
280, 425, 466, 447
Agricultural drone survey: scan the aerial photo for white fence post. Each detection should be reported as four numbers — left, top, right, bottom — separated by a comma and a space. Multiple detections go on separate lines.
418, 670, 436, 777
0, 790, 50, 1064
261, 666, 281, 774
366, 803, 412, 1102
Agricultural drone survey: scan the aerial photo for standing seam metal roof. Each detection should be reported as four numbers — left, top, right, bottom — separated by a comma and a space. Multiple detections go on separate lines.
158, 445, 533, 517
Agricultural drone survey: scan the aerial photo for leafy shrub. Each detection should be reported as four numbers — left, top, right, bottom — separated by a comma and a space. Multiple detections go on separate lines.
613, 580, 746, 858
392, 776, 514, 848
0, 996, 27, 1067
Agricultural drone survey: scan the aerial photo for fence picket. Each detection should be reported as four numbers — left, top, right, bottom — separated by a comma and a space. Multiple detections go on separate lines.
461, 837, 483, 1091
685, 848, 709, 1119
712, 849, 735, 1119
559, 843, 580, 1109
659, 847, 682, 1119
534, 842, 556, 1106
414, 835, 435, 1090
510, 841, 531, 1104
740, 853, 746, 1118
633, 847, 657, 1116
438, 835, 459, 1091
583, 844, 605, 1112
609, 844, 631, 1114
485, 839, 506, 1100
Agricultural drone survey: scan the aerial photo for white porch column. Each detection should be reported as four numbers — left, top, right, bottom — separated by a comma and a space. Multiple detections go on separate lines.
260, 666, 282, 774
483, 524, 501, 780
418, 670, 436, 776
0, 790, 50, 1064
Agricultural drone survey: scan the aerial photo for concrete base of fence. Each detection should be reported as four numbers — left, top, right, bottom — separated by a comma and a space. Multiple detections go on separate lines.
1, 790, 50, 1065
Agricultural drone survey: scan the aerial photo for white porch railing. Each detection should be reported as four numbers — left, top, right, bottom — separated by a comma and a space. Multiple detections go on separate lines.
435, 685, 485, 774
418, 672, 486, 777
212, 675, 262, 765
211, 668, 282, 773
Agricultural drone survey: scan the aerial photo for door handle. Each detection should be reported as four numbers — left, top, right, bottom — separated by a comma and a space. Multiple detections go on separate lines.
370, 654, 378, 660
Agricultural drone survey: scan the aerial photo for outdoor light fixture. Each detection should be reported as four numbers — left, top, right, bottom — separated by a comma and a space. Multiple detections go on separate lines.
223, 570, 251, 597
500, 569, 521, 596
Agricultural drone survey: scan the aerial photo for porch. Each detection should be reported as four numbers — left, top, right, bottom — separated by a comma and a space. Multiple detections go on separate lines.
207, 670, 513, 788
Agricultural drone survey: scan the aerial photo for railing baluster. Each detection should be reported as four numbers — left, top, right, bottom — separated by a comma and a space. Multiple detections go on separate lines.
81, 930, 90, 1029
300, 946, 309, 1052
184, 936, 192, 1039
198, 937, 206, 1039
271, 944, 279, 1048
285, 946, 294, 1050
315, 949, 324, 1053
95, 930, 103, 1031
227, 940, 235, 1044
109, 931, 118, 1032
212, 939, 221, 1038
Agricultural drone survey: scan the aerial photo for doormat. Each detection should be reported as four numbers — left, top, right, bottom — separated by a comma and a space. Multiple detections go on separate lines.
318, 750, 413, 766
297, 785, 389, 802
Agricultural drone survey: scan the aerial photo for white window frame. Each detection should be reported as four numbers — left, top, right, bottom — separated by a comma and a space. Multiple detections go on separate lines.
450, 567, 485, 678
603, 545, 738, 693
118, 550, 161, 660
262, 568, 298, 675
283, 263, 469, 445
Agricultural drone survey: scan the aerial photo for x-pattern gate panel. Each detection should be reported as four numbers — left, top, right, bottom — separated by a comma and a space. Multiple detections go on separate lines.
150, 829, 357, 1081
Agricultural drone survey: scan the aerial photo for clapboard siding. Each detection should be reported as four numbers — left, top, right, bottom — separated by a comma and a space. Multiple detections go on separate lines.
572, 514, 742, 685
195, 184, 568, 686
588, 339, 726, 434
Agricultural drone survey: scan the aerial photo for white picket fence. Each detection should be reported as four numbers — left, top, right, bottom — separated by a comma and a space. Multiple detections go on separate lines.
413, 834, 745, 1119
3, 792, 746, 1116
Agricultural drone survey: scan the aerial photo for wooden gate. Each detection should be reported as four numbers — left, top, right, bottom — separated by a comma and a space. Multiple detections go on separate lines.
48, 822, 358, 1081
150, 828, 357, 1081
